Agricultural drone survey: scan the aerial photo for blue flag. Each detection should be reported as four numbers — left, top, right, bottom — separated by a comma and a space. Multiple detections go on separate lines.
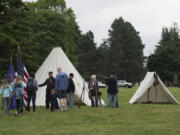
7, 60, 15, 83
7, 59, 16, 109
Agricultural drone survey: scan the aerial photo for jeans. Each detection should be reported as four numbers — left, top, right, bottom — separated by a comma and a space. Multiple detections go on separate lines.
98, 96, 102, 106
116, 96, 119, 108
91, 96, 98, 107
3, 97, 10, 115
27, 92, 36, 112
16, 99, 23, 114
68, 92, 74, 108
106, 94, 117, 108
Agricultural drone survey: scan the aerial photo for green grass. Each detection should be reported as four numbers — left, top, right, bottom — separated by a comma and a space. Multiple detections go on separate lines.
1, 87, 180, 135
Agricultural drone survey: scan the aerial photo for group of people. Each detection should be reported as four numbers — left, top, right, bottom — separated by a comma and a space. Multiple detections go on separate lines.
0, 67, 75, 115
0, 67, 119, 116
88, 72, 118, 108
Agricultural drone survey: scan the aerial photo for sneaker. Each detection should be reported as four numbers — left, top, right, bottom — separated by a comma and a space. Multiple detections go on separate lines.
64, 107, 68, 112
60, 108, 63, 112
14, 112, 18, 116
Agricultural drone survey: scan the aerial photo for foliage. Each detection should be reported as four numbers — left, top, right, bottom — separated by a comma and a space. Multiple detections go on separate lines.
75, 31, 98, 80
0, 0, 79, 77
147, 24, 180, 82
108, 17, 145, 82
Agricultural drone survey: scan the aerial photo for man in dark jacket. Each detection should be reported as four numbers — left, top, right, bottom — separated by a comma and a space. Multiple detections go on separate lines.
106, 72, 118, 108
39, 72, 55, 109
67, 73, 75, 108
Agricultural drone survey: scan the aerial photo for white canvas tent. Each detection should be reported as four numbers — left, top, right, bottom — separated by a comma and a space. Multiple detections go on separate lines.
35, 47, 104, 106
129, 72, 179, 104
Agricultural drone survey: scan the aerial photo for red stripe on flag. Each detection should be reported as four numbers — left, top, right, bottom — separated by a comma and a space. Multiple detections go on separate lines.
24, 95, 28, 101
24, 71, 29, 80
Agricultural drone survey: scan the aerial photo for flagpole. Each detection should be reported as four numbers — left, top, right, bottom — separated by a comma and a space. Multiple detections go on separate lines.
17, 46, 21, 63
17, 46, 19, 63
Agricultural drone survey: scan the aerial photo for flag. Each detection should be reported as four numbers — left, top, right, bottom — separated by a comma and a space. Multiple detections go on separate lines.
16, 47, 29, 108
7, 58, 15, 83
7, 59, 16, 109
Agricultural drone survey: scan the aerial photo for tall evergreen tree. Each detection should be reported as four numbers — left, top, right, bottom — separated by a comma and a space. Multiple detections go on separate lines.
147, 23, 180, 82
75, 31, 97, 79
108, 17, 144, 82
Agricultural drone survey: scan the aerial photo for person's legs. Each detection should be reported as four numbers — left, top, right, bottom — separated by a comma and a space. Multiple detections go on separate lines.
63, 91, 67, 111
2, 98, 4, 108
72, 93, 75, 107
59, 99, 64, 111
45, 90, 50, 109
91, 96, 95, 107
16, 99, 20, 114
63, 98, 67, 111
69, 92, 74, 108
116, 95, 119, 108
27, 93, 32, 112
55, 98, 59, 109
3, 98, 9, 115
98, 96, 102, 106
112, 94, 117, 108
6, 98, 10, 114
106, 94, 112, 108
95, 96, 98, 107
19, 97, 23, 113
32, 92, 36, 112
58, 91, 63, 111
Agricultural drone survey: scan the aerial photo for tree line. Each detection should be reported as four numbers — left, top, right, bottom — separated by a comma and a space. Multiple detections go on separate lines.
1, 0, 179, 84
147, 23, 180, 85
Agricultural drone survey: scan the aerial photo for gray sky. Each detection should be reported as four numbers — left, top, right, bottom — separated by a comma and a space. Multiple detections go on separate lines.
25, 0, 180, 56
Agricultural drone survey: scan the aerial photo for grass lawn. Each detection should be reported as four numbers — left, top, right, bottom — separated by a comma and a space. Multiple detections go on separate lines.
0, 87, 180, 135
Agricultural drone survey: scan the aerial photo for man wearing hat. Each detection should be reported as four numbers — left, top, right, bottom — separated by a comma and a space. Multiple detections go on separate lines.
106, 72, 118, 108
39, 72, 56, 109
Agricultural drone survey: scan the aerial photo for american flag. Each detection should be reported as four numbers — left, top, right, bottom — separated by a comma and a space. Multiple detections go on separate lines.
16, 49, 29, 108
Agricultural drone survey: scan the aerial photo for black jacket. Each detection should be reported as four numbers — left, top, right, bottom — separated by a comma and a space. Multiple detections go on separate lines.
107, 78, 118, 94
39, 77, 55, 90
67, 78, 75, 93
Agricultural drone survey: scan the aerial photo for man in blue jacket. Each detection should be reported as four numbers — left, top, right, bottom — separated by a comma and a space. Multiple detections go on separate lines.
55, 67, 69, 112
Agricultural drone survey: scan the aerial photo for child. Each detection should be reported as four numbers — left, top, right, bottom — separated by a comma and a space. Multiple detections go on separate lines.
13, 75, 24, 116
0, 79, 13, 115
49, 89, 59, 112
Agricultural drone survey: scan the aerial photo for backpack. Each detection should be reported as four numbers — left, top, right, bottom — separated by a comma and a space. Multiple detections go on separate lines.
27, 78, 37, 93
14, 84, 23, 99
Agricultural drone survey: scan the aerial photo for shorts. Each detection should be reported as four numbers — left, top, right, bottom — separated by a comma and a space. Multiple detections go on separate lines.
57, 90, 67, 99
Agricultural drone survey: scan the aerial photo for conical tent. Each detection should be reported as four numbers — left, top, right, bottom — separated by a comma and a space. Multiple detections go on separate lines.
35, 47, 104, 106
129, 72, 179, 104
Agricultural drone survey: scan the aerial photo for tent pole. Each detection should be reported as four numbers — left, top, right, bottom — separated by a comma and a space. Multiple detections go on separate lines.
78, 82, 86, 108
155, 85, 158, 102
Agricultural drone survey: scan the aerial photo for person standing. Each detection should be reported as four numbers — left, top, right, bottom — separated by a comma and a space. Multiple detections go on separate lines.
106, 73, 118, 108
116, 75, 119, 108
26, 72, 38, 112
13, 75, 24, 116
39, 72, 55, 109
67, 73, 75, 108
0, 79, 13, 115
55, 67, 69, 112
88, 75, 99, 107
